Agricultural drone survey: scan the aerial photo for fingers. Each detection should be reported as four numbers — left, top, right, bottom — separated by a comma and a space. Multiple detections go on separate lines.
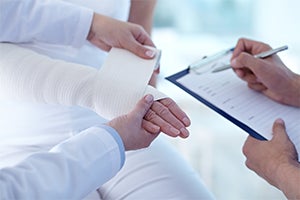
129, 40, 156, 59
242, 135, 256, 156
159, 98, 191, 126
126, 26, 156, 59
142, 119, 160, 134
231, 38, 271, 60
144, 98, 190, 138
231, 52, 260, 71
132, 94, 154, 119
248, 82, 267, 92
144, 108, 185, 137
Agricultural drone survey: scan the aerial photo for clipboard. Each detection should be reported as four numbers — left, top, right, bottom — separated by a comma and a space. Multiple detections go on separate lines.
166, 68, 267, 141
165, 48, 300, 146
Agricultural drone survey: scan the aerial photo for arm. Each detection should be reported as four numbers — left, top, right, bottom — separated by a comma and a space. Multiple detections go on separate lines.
243, 119, 300, 199
0, 126, 125, 200
128, 0, 159, 85
87, 13, 156, 59
128, 0, 157, 35
0, 43, 189, 138
0, 0, 156, 58
0, 0, 92, 47
0, 94, 159, 199
231, 38, 300, 107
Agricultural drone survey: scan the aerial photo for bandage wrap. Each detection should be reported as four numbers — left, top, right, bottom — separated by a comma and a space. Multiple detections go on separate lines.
0, 43, 166, 119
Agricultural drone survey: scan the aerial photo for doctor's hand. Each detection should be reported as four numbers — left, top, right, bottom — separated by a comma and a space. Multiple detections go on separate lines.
107, 94, 159, 151
242, 119, 300, 199
230, 38, 300, 107
87, 13, 156, 59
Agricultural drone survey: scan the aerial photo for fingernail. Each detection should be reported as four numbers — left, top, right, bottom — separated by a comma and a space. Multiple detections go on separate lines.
145, 50, 156, 58
236, 69, 244, 78
182, 117, 190, 126
231, 59, 236, 66
275, 118, 284, 125
170, 127, 180, 136
145, 94, 154, 103
180, 128, 189, 137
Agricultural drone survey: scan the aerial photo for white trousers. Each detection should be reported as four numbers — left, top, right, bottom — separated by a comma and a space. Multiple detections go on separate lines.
87, 136, 215, 200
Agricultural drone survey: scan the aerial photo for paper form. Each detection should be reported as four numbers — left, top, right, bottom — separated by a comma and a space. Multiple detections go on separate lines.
175, 68, 300, 160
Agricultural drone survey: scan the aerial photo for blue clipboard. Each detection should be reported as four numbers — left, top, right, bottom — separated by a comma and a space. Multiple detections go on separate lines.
165, 54, 267, 141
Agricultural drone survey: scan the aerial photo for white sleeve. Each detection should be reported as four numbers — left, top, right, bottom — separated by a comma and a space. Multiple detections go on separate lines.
0, 125, 125, 200
0, 0, 93, 47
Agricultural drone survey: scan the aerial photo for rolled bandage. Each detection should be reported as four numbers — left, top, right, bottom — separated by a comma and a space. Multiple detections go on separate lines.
0, 43, 166, 119
94, 47, 166, 119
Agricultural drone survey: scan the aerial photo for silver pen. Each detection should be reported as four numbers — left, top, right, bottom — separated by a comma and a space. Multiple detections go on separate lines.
212, 45, 288, 73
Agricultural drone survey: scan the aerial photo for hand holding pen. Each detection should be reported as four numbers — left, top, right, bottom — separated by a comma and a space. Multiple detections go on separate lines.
212, 45, 288, 73
230, 38, 300, 107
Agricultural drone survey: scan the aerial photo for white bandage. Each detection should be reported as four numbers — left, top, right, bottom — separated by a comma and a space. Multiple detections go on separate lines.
0, 43, 166, 119
94, 47, 166, 119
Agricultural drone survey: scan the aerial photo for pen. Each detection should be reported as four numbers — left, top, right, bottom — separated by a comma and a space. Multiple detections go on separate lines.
211, 45, 288, 73
188, 47, 234, 74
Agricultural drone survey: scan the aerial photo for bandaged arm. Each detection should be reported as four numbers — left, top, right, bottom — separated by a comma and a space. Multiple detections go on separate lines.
0, 43, 98, 112
0, 43, 165, 119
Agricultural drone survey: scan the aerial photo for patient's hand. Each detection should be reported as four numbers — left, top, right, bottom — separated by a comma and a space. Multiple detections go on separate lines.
108, 94, 159, 151
144, 97, 190, 138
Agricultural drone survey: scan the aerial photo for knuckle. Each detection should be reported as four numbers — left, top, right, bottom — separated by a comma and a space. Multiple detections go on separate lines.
157, 106, 169, 116
244, 160, 251, 169
160, 98, 174, 107
145, 109, 156, 121
242, 145, 249, 156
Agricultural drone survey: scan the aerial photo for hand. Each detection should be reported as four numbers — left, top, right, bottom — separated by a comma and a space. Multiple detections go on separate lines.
242, 119, 299, 189
144, 97, 191, 138
87, 13, 156, 59
107, 94, 160, 151
230, 38, 300, 107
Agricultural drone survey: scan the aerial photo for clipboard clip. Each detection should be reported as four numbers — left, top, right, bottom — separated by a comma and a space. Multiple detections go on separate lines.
188, 47, 234, 75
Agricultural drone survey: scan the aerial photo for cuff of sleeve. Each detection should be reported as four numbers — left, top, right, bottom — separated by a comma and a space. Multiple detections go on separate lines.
71, 7, 94, 48
97, 124, 125, 168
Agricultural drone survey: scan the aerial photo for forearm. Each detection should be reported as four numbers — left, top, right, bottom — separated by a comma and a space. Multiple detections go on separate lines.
0, 126, 125, 200
0, 0, 92, 47
0, 43, 163, 119
128, 0, 157, 34
0, 43, 97, 109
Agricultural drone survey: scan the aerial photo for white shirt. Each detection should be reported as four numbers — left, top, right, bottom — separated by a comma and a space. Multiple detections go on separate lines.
0, 0, 130, 198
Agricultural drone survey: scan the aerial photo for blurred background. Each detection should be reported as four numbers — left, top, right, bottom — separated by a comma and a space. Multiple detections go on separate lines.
151, 0, 300, 200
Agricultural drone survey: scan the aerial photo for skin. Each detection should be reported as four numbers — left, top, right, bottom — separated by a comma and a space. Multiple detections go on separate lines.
243, 119, 300, 199
232, 38, 300, 199
128, 0, 157, 35
87, 6, 190, 139
107, 94, 160, 151
129, 0, 160, 86
231, 38, 300, 107
87, 13, 156, 59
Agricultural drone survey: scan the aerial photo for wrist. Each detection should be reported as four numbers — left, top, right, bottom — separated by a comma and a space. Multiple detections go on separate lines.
87, 13, 96, 42
275, 161, 300, 196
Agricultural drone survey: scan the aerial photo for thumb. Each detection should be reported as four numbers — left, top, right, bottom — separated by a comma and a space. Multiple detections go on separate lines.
127, 30, 156, 59
130, 42, 156, 59
272, 118, 287, 141
131, 94, 154, 119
